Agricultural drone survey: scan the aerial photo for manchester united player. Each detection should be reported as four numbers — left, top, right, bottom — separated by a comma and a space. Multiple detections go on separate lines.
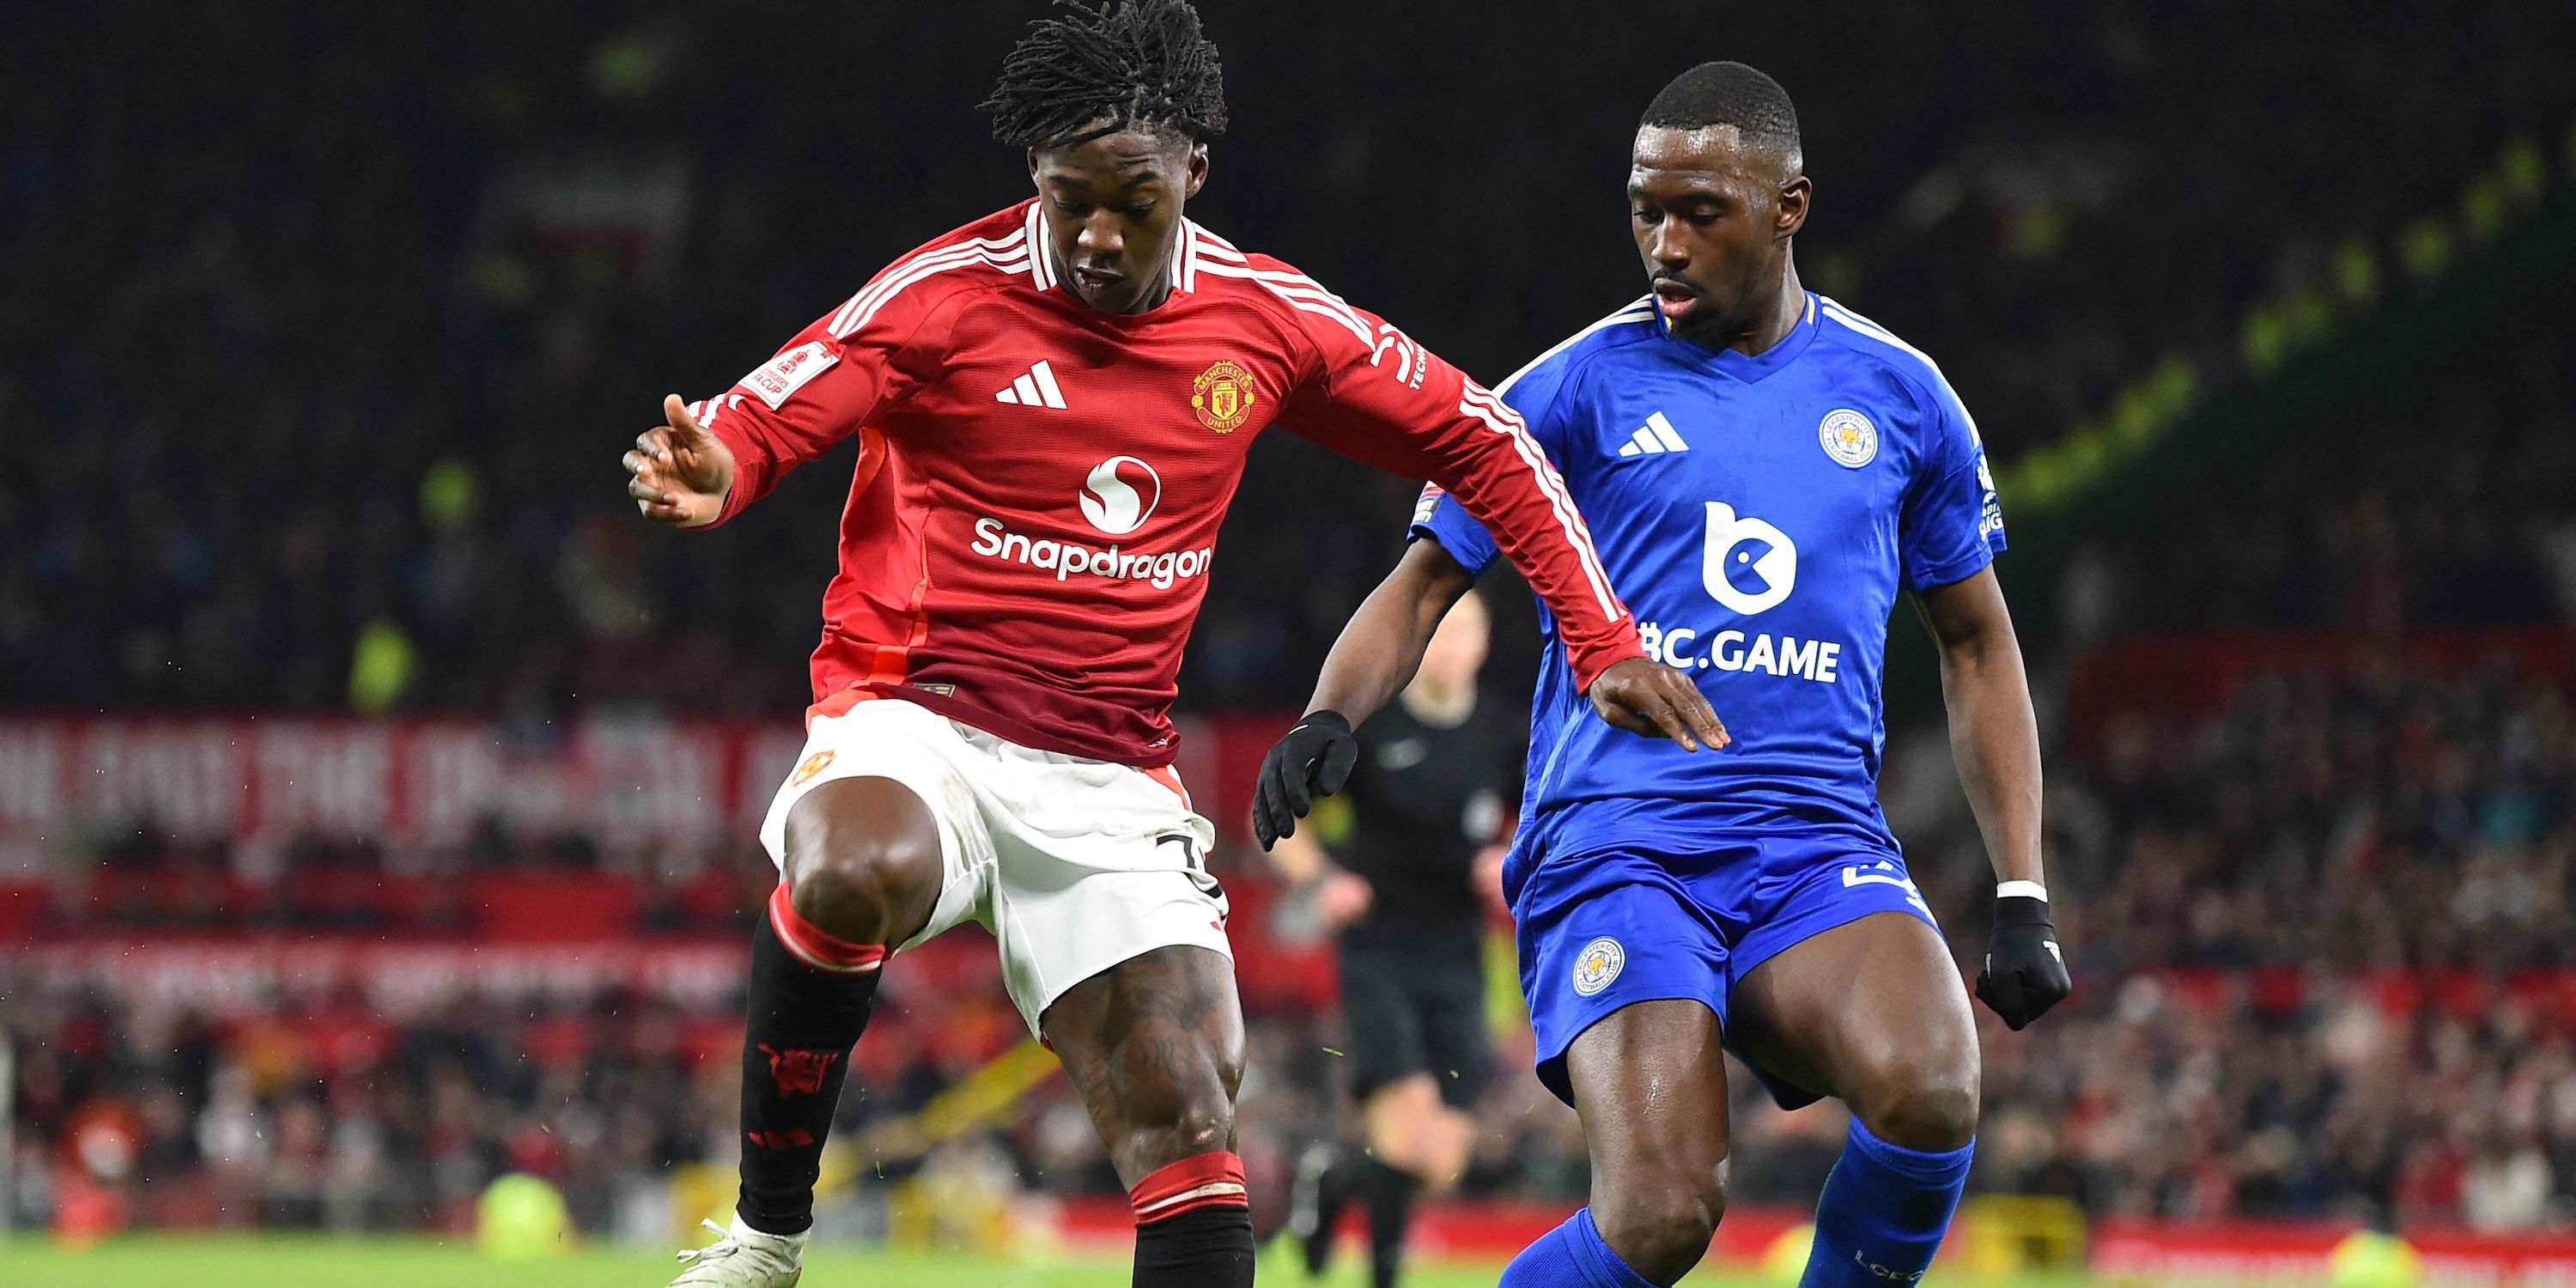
623, 4, 1722, 1285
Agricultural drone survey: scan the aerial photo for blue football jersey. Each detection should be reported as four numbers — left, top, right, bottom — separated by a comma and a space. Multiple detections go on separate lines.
1413, 293, 2003, 860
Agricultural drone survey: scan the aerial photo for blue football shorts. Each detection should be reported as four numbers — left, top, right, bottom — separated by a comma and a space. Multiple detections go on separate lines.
1508, 831, 1940, 1108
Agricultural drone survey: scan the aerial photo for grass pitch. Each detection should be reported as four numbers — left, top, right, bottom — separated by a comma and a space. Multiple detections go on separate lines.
0, 1234, 1837, 1288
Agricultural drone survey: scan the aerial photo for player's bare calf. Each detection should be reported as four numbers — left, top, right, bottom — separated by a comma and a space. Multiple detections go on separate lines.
1044, 945, 1245, 1179
1045, 945, 1255, 1281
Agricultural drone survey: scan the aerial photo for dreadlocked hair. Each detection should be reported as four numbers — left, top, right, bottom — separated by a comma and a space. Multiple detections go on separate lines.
980, 0, 1228, 149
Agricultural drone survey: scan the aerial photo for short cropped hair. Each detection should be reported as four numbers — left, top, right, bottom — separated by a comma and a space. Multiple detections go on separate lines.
1639, 61, 1801, 169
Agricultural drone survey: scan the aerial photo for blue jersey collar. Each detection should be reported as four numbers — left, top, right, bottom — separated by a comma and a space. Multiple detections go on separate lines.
1659, 291, 1821, 382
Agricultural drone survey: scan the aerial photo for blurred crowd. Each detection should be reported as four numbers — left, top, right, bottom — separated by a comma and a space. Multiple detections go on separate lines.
20, 616, 2571, 1234
2059, 334, 2576, 638
0, 959, 1457, 1240
26, 824, 769, 939
1976, 977, 2576, 1231
18, 624, 2576, 1234
1946, 662, 2576, 1230
3, 2, 2570, 715
2057, 660, 2576, 973
15, 893, 2576, 1236
6, 987, 725, 1236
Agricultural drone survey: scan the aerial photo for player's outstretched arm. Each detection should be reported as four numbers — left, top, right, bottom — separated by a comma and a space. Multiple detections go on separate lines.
624, 246, 963, 532
1309, 538, 1477, 731
1268, 294, 1644, 683
1268, 298, 1726, 751
623, 394, 738, 527
1254, 537, 1728, 849
1912, 567, 2069, 1029
1254, 538, 1472, 848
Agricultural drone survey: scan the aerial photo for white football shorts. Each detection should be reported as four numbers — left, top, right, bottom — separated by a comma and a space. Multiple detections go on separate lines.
757, 697, 1229, 1034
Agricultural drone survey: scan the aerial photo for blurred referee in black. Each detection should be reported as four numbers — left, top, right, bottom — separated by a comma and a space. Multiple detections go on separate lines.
1258, 589, 1521, 1288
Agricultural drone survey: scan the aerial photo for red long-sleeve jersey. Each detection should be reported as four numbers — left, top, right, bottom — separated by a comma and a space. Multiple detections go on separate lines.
694, 199, 1637, 768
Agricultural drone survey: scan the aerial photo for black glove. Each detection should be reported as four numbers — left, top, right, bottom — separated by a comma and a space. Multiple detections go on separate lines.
1252, 710, 1358, 849
1975, 893, 2070, 1030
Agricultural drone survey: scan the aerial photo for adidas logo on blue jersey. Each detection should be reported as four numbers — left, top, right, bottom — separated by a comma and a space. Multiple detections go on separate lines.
1615, 411, 1689, 457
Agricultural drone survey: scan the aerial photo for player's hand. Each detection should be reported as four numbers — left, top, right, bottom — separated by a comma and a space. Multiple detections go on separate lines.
1252, 709, 1359, 849
1312, 871, 1373, 929
1976, 893, 2070, 1030
623, 393, 737, 527
1588, 658, 1729, 752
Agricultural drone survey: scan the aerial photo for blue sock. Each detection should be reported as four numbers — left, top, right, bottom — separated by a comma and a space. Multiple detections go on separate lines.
1800, 1119, 1974, 1287
1500, 1208, 1661, 1288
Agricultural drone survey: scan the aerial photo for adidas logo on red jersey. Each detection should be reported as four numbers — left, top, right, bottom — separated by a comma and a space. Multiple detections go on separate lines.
994, 360, 1068, 409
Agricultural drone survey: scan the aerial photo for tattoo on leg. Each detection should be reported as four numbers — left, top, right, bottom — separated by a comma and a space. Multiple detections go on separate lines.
1048, 946, 1246, 1183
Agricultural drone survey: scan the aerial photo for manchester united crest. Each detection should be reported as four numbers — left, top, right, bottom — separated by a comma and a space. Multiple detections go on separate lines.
759, 1043, 842, 1097
1191, 360, 1258, 433
789, 749, 835, 787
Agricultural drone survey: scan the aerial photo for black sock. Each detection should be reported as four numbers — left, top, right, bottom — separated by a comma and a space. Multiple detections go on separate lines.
735, 905, 881, 1236
1134, 1203, 1256, 1287
1363, 1159, 1420, 1288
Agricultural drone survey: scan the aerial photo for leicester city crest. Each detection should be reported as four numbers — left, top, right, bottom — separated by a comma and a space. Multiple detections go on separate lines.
1571, 937, 1626, 997
1818, 408, 1878, 468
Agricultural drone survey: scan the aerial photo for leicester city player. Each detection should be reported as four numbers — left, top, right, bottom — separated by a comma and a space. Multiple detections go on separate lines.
1254, 63, 2071, 1288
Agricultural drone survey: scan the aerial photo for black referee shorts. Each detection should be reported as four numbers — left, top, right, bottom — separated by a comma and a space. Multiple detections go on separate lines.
1336, 939, 1492, 1109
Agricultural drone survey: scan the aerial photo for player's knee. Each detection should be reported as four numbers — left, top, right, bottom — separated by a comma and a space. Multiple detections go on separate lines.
1593, 1160, 1726, 1280
1118, 1068, 1237, 1170
781, 782, 943, 943
1857, 1054, 1981, 1152
1168, 1092, 1236, 1159
1108, 1031, 1242, 1170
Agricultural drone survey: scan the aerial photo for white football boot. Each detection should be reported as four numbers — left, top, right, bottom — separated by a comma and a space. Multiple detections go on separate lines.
669, 1216, 806, 1287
